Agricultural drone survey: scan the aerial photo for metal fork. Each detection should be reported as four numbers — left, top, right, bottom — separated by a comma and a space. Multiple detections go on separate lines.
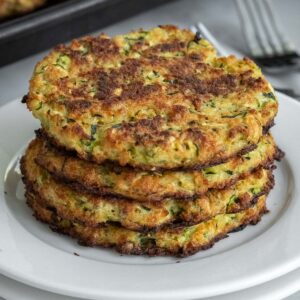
190, 22, 300, 71
235, 0, 300, 74
190, 22, 229, 56
190, 22, 300, 99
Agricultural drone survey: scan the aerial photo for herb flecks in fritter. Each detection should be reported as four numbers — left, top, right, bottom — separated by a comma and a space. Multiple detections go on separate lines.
26, 25, 278, 170
35, 134, 277, 201
21, 138, 274, 231
27, 191, 267, 257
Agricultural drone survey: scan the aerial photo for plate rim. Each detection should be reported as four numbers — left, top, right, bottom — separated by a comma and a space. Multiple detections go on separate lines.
0, 93, 300, 300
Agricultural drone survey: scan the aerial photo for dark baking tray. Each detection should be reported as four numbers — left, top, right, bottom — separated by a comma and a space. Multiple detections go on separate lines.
0, 0, 174, 67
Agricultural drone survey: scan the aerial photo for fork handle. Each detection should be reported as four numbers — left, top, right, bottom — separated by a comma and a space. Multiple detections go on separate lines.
191, 23, 228, 56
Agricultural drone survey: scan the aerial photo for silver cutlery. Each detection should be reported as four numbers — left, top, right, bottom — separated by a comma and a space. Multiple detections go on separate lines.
235, 0, 300, 74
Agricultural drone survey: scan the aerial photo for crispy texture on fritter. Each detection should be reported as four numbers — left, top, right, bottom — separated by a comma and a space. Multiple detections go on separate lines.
35, 134, 277, 201
26, 25, 278, 170
21, 138, 273, 231
27, 191, 267, 257
0, 0, 45, 20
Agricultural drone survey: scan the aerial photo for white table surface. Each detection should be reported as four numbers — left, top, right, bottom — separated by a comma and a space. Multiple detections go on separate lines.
0, 0, 300, 299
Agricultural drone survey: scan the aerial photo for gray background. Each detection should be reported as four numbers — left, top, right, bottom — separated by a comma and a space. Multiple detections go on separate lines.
0, 0, 299, 299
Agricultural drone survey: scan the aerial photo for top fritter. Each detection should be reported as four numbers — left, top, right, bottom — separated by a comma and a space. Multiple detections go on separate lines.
26, 25, 278, 170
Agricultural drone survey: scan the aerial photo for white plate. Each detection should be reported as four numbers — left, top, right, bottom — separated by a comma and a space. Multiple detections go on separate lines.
0, 93, 299, 300
1, 266, 300, 300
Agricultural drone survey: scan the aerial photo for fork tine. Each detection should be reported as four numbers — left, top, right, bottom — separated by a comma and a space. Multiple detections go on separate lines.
235, 0, 263, 57
253, 0, 283, 55
262, 0, 296, 54
244, 0, 275, 56
192, 23, 228, 56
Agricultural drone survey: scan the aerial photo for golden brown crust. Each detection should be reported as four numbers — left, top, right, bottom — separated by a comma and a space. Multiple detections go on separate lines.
35, 134, 277, 201
21, 137, 274, 232
26, 25, 278, 170
26, 191, 267, 257
36, 128, 261, 172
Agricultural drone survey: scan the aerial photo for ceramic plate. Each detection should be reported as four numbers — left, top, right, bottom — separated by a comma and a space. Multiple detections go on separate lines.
0, 93, 299, 299
1, 266, 300, 300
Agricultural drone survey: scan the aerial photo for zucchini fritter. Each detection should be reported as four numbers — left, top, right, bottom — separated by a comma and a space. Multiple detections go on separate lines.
36, 134, 277, 201
0, 0, 45, 20
25, 25, 278, 170
21, 138, 274, 231
27, 191, 267, 257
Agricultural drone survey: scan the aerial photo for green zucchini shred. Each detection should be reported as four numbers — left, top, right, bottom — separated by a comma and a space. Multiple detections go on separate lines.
54, 55, 71, 70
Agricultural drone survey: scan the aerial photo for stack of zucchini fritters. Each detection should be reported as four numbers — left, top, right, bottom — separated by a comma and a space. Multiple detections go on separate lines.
21, 25, 281, 257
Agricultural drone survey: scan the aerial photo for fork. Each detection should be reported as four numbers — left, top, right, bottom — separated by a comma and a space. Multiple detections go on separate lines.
235, 0, 300, 74
190, 22, 300, 100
